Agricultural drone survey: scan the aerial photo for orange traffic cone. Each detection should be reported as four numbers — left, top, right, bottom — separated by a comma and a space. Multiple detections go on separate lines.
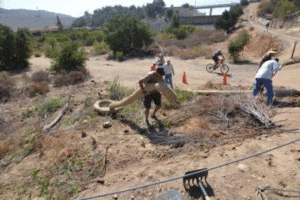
222, 73, 228, 85
182, 71, 188, 84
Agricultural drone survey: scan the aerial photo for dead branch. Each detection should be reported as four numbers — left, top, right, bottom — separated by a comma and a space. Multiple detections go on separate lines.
43, 94, 72, 132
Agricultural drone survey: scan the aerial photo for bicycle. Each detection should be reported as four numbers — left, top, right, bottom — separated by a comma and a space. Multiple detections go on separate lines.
206, 60, 229, 74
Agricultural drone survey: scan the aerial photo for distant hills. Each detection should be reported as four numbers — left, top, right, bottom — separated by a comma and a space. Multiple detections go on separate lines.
0, 8, 76, 31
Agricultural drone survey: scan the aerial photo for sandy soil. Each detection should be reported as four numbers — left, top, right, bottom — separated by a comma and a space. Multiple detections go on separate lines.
1, 4, 300, 200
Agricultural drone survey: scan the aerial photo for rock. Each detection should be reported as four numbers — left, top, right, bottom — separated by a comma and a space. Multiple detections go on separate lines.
204, 149, 209, 153
232, 147, 236, 150
237, 164, 247, 172
97, 179, 105, 185
222, 174, 226, 178
130, 196, 135, 200
200, 152, 209, 159
171, 141, 185, 148
103, 121, 112, 128
123, 129, 129, 135
113, 194, 118, 200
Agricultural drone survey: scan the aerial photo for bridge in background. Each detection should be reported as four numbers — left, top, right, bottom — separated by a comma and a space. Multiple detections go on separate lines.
173, 3, 240, 16
179, 15, 221, 25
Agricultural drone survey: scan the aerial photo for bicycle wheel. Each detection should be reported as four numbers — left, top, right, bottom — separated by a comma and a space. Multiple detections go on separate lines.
220, 64, 229, 74
206, 64, 215, 73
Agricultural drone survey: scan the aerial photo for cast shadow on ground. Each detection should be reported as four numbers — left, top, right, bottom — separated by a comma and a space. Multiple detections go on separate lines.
233, 60, 258, 66
184, 181, 214, 199
212, 72, 233, 78
120, 116, 186, 147
273, 100, 300, 108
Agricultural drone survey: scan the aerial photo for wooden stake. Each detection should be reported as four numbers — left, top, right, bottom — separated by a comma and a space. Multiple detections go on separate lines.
291, 41, 298, 59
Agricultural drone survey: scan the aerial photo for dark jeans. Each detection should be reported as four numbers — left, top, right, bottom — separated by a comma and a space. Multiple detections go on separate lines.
252, 78, 274, 103
164, 74, 173, 88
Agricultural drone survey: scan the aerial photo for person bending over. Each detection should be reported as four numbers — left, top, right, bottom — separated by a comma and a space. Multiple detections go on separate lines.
139, 68, 165, 123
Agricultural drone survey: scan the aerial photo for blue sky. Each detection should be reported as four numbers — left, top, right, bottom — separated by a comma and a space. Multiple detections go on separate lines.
1, 0, 239, 17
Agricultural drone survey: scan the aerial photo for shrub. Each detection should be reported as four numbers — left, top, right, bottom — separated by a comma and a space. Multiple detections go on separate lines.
31, 71, 51, 83
26, 82, 50, 97
106, 76, 134, 100
43, 41, 61, 58
163, 87, 196, 109
104, 15, 153, 54
116, 51, 125, 61
173, 28, 188, 40
68, 71, 86, 85
0, 72, 15, 102
50, 41, 88, 73
36, 97, 64, 116
53, 69, 89, 87
228, 30, 250, 62
34, 51, 42, 57
93, 41, 107, 55
53, 72, 69, 87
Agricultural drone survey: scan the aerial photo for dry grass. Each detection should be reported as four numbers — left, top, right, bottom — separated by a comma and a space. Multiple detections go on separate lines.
0, 72, 15, 102
53, 69, 89, 87
155, 29, 226, 60
245, 33, 283, 57
165, 45, 213, 59
31, 70, 51, 83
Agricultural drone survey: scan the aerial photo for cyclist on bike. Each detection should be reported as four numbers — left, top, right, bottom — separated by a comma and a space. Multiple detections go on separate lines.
212, 49, 225, 68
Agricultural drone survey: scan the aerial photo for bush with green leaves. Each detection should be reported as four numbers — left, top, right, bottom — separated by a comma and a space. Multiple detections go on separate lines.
93, 41, 107, 55
106, 76, 134, 100
0, 25, 32, 70
50, 41, 87, 73
103, 15, 153, 55
228, 30, 250, 62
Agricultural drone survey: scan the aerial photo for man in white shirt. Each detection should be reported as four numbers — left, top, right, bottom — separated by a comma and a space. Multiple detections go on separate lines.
251, 58, 281, 104
163, 60, 175, 89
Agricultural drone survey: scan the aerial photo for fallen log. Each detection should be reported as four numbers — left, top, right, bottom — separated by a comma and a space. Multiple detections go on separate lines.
43, 94, 72, 132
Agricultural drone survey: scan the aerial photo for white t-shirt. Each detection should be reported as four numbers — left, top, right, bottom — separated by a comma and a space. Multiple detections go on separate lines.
255, 60, 281, 80
163, 64, 174, 75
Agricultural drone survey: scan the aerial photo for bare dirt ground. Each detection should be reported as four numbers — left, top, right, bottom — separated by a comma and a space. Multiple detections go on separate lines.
1, 3, 300, 200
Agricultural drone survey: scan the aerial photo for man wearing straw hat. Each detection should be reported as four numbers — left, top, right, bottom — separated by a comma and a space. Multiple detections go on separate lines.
258, 49, 277, 69
252, 58, 282, 105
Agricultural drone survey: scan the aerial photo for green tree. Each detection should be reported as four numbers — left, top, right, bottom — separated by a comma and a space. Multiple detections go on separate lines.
240, 0, 249, 6
170, 14, 180, 29
165, 8, 174, 21
56, 15, 63, 32
0, 25, 32, 70
215, 6, 243, 32
14, 28, 32, 68
103, 15, 153, 55
274, 0, 295, 19
50, 41, 87, 73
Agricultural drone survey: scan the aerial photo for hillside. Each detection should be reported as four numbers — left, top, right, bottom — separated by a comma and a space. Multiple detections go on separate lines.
0, 8, 76, 31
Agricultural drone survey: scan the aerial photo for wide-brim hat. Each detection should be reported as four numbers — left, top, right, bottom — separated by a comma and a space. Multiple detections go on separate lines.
267, 48, 277, 55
